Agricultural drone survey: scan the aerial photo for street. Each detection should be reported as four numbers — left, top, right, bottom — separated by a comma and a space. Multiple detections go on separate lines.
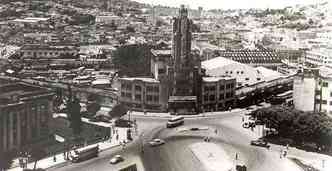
50, 110, 302, 171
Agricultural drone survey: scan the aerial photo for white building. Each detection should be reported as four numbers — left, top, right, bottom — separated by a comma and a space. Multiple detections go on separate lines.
293, 67, 317, 112
305, 48, 332, 68
201, 57, 265, 87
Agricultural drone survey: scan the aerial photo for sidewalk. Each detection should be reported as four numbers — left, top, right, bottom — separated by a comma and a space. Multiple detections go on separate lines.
9, 117, 131, 171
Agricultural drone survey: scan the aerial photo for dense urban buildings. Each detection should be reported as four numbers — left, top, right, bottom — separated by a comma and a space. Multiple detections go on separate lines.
0, 79, 54, 152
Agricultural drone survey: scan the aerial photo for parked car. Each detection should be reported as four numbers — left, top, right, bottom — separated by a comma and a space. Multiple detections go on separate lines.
250, 139, 270, 148
242, 122, 255, 128
149, 139, 165, 147
109, 155, 124, 164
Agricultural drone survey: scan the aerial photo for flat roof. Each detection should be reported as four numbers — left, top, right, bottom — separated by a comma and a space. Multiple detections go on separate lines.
120, 77, 160, 83
202, 76, 234, 82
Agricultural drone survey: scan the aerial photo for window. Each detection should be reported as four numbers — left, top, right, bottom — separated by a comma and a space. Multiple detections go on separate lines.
147, 95, 153, 101
330, 101, 332, 105
257, 78, 261, 81
219, 94, 224, 100
158, 68, 166, 74
321, 100, 327, 104
323, 82, 328, 87
121, 92, 125, 97
230, 71, 233, 74
241, 71, 244, 74
330, 92, 332, 97
135, 94, 141, 101
236, 71, 239, 74
209, 95, 215, 101
204, 86, 209, 92
210, 86, 216, 91
125, 93, 131, 98
315, 90, 321, 95
154, 86, 159, 92
146, 86, 153, 92
245, 78, 249, 81
226, 92, 233, 98
204, 95, 208, 101
219, 85, 225, 90
135, 85, 141, 91
153, 96, 159, 102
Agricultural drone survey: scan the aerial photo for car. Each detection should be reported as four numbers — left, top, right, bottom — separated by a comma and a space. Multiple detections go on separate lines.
242, 122, 255, 128
149, 139, 165, 147
190, 127, 199, 131
109, 155, 124, 164
250, 139, 270, 148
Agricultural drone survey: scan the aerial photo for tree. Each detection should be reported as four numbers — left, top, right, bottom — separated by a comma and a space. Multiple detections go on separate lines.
108, 103, 128, 118
112, 44, 152, 77
29, 148, 46, 171
66, 85, 82, 136
0, 151, 14, 171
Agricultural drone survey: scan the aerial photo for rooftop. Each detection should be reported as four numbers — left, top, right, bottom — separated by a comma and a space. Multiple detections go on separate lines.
202, 56, 242, 70
119, 77, 160, 83
151, 49, 172, 56
202, 76, 234, 82
0, 80, 53, 106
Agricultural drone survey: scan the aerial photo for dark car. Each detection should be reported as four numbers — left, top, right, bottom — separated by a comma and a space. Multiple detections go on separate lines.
250, 139, 270, 148
115, 119, 133, 128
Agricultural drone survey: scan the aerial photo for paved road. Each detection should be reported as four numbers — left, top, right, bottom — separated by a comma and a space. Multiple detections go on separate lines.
50, 112, 302, 171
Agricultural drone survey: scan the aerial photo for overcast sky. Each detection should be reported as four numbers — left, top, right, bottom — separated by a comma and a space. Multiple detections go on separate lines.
133, 0, 322, 9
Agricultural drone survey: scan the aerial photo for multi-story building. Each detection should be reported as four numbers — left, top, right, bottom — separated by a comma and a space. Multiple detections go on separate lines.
170, 5, 201, 96
19, 44, 79, 59
305, 48, 332, 68
119, 78, 164, 111
315, 67, 332, 117
0, 79, 54, 152
201, 77, 236, 111
293, 67, 318, 112
118, 5, 236, 114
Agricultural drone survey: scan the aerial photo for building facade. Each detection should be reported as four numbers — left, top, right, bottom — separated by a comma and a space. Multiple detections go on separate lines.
315, 67, 332, 117
201, 77, 236, 111
19, 44, 79, 59
119, 78, 164, 111
171, 5, 201, 96
0, 80, 54, 152
293, 67, 318, 112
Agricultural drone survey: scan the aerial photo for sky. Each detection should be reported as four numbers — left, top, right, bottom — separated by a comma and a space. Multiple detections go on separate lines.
133, 0, 322, 10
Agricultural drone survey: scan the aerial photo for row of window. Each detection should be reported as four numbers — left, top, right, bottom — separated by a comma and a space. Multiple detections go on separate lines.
226, 71, 244, 75
24, 51, 75, 56
122, 92, 159, 103
203, 92, 234, 101
204, 83, 235, 92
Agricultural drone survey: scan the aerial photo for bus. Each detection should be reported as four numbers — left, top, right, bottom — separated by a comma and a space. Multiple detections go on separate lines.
166, 116, 184, 128
69, 145, 99, 162
270, 90, 293, 105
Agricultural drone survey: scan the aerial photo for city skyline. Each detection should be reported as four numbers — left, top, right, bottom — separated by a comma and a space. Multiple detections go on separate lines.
133, 0, 325, 10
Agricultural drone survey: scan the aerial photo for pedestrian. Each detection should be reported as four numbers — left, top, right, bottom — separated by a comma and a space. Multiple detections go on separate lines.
286, 144, 289, 150
116, 134, 119, 141
235, 153, 238, 160
53, 155, 57, 162
63, 151, 66, 160
215, 129, 218, 134
242, 116, 244, 122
